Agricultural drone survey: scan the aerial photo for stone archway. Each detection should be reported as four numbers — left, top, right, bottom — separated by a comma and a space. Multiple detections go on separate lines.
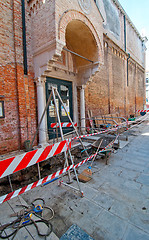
36, 10, 103, 143
58, 10, 103, 64
65, 19, 99, 85
58, 12, 103, 132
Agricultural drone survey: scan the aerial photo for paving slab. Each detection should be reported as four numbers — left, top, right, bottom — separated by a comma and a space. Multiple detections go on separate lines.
93, 191, 115, 210
122, 224, 149, 240
93, 209, 128, 240
136, 174, 149, 186
128, 209, 149, 234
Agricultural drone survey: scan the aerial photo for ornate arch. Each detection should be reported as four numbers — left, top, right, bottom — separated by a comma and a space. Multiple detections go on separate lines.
58, 10, 103, 62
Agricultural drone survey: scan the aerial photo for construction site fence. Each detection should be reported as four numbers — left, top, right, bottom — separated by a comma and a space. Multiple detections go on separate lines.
81, 116, 128, 125
0, 113, 148, 204
0, 133, 119, 205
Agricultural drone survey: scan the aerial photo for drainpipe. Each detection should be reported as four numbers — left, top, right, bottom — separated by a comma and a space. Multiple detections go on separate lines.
124, 15, 130, 87
21, 0, 28, 75
124, 15, 126, 52
127, 53, 130, 86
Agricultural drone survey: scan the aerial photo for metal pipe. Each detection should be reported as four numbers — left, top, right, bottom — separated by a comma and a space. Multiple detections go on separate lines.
81, 117, 118, 125
52, 87, 72, 183
37, 163, 41, 180
8, 176, 13, 192
127, 53, 130, 87
63, 48, 94, 63
95, 116, 127, 122
55, 88, 89, 157
61, 181, 83, 194
124, 15, 126, 52
63, 130, 76, 136
81, 116, 127, 123
21, 0, 28, 75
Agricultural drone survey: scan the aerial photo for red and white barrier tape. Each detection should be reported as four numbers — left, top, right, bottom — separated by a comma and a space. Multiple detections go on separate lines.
0, 122, 127, 180
0, 113, 148, 204
0, 139, 71, 179
0, 134, 119, 205
129, 113, 149, 129
51, 122, 77, 128
0, 164, 74, 204
72, 126, 121, 141
136, 110, 149, 113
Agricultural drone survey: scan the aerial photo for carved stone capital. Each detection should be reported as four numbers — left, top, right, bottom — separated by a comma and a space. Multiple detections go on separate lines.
35, 77, 46, 87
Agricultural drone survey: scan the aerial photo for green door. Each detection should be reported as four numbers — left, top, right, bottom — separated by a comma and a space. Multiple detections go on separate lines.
46, 77, 73, 139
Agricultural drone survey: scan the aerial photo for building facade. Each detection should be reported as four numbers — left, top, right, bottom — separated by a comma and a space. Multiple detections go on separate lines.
0, 0, 146, 154
146, 71, 149, 107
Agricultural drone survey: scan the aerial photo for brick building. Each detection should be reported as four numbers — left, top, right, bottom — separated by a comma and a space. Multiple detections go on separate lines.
0, 0, 147, 154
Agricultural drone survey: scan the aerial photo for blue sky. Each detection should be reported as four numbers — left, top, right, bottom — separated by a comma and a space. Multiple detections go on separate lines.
118, 0, 149, 70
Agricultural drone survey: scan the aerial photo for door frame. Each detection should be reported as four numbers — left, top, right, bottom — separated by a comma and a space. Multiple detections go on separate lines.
46, 77, 73, 139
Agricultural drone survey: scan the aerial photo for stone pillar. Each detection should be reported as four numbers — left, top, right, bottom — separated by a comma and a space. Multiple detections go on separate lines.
80, 85, 86, 133
36, 77, 47, 146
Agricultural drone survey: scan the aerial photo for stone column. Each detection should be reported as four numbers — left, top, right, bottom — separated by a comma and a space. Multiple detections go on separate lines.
80, 85, 86, 133
36, 77, 47, 146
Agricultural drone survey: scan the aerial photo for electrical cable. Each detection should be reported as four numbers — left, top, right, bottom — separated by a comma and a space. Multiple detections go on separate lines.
0, 198, 54, 239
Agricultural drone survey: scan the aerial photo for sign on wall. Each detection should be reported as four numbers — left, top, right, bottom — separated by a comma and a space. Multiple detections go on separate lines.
0, 101, 4, 118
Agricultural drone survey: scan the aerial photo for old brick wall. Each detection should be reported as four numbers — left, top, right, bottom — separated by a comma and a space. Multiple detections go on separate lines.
1, 0, 145, 155
99, 0, 145, 68
0, 0, 37, 154
26, 0, 55, 70
85, 35, 145, 118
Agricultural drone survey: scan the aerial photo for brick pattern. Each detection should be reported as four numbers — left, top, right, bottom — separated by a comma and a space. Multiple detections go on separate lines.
0, 0, 145, 155
0, 0, 37, 154
58, 9, 102, 51
85, 36, 145, 118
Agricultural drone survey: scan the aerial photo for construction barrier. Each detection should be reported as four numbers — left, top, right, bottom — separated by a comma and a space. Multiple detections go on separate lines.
1, 114, 148, 205
51, 122, 77, 128
0, 126, 120, 180
0, 139, 71, 179
128, 113, 149, 129
136, 110, 149, 113
0, 134, 119, 204
72, 125, 120, 140
0, 164, 74, 204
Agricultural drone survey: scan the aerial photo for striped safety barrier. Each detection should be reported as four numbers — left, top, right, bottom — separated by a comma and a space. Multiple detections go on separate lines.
0, 164, 75, 204
136, 110, 149, 113
51, 122, 77, 128
72, 126, 119, 140
0, 139, 71, 179
0, 134, 119, 204
0, 126, 120, 180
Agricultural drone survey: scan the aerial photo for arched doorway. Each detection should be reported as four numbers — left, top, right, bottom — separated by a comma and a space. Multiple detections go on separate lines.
65, 19, 99, 132
36, 11, 102, 144
65, 19, 99, 70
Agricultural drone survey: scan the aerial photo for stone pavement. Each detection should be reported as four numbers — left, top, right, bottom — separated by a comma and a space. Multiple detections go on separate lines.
0, 117, 149, 239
